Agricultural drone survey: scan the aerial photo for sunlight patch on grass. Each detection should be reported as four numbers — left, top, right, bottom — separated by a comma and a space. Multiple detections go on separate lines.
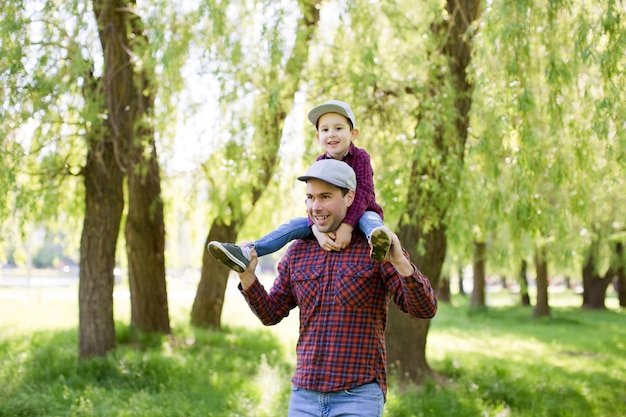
252, 353, 288, 416
429, 331, 551, 362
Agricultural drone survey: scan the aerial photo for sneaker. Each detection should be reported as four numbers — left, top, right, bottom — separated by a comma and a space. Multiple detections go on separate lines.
207, 242, 251, 273
369, 227, 391, 262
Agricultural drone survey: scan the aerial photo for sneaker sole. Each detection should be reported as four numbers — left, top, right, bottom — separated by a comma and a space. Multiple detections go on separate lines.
370, 229, 391, 262
208, 243, 247, 273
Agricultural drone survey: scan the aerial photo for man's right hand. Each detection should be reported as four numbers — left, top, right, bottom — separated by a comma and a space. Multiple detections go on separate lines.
238, 247, 258, 290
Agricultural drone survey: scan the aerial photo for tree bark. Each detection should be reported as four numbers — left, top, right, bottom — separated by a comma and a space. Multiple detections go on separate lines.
470, 240, 486, 311
616, 243, 626, 307
386, 306, 431, 383
124, 9, 170, 334
581, 241, 616, 310
387, 222, 446, 383
79, 136, 125, 358
78, 10, 126, 357
126, 146, 170, 333
458, 266, 466, 296
437, 276, 451, 303
533, 247, 551, 318
191, 220, 238, 328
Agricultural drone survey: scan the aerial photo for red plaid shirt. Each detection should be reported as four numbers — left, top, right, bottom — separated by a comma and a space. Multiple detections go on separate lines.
240, 233, 437, 398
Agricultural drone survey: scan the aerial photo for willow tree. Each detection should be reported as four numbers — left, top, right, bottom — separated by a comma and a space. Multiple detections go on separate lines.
575, 1, 626, 309
466, 0, 626, 316
389, 0, 483, 382
303, 0, 482, 382
0, 3, 31, 245
190, 0, 321, 328
0, 1, 123, 356
93, 0, 172, 335
2, 0, 193, 357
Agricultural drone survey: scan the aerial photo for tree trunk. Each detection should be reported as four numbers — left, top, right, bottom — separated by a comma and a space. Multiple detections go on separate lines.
437, 276, 451, 303
470, 240, 486, 311
616, 242, 626, 307
79, 137, 125, 358
387, 0, 482, 385
126, 146, 170, 333
78, 5, 128, 357
458, 266, 466, 296
581, 241, 616, 310
191, 220, 238, 328
533, 248, 551, 318
93, 0, 170, 334
386, 306, 431, 383
124, 11, 170, 333
387, 222, 446, 384
519, 259, 531, 306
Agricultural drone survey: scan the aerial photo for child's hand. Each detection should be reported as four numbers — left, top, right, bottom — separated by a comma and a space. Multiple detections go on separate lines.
333, 223, 353, 250
312, 226, 341, 252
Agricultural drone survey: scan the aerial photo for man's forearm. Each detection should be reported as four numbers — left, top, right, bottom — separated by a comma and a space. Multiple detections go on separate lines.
391, 257, 415, 277
238, 271, 257, 290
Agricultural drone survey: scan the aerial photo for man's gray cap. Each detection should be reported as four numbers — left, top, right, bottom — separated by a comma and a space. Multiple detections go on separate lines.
297, 159, 357, 191
307, 100, 356, 128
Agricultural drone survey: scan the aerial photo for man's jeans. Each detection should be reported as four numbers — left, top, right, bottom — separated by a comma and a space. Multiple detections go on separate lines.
288, 382, 384, 417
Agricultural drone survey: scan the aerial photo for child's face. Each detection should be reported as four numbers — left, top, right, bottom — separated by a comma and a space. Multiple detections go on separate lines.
316, 112, 358, 160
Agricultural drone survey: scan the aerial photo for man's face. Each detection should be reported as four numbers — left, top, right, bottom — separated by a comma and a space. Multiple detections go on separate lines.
305, 179, 354, 233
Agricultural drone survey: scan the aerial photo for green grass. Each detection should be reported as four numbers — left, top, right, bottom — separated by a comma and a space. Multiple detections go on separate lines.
388, 296, 626, 417
1, 284, 624, 416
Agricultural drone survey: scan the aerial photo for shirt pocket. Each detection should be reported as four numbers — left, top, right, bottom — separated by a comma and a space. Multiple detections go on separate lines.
335, 264, 376, 308
292, 270, 320, 312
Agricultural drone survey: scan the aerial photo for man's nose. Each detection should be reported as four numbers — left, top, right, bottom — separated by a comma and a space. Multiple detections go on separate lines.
311, 199, 323, 211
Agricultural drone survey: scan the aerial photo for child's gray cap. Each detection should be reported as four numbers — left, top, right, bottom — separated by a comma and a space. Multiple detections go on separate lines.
307, 100, 356, 128
297, 159, 357, 191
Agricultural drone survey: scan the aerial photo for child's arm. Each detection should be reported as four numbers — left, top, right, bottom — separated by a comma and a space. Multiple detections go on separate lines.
333, 222, 353, 249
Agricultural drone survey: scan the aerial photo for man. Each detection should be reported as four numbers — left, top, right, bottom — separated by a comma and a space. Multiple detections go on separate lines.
236, 159, 437, 417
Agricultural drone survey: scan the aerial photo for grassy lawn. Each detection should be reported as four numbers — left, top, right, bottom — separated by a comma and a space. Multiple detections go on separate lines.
0, 275, 624, 416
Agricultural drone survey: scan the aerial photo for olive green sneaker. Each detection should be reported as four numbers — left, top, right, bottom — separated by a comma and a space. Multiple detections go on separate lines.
369, 227, 391, 262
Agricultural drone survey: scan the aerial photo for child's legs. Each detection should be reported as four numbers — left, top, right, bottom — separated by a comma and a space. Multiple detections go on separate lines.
358, 211, 384, 239
253, 217, 312, 257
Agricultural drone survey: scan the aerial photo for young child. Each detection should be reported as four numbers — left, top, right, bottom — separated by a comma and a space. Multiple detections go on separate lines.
208, 99, 392, 272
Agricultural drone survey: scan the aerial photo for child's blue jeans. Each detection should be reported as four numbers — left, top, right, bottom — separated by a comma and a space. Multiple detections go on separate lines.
252, 211, 384, 257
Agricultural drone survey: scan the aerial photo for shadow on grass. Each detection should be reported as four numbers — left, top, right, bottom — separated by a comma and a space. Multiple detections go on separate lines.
0, 323, 292, 417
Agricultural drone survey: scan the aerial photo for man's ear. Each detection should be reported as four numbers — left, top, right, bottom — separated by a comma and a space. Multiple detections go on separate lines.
345, 190, 355, 207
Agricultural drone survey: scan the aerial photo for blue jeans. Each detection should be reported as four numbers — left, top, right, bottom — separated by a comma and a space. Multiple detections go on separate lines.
358, 211, 384, 240
253, 212, 385, 257
253, 217, 312, 257
288, 382, 384, 417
